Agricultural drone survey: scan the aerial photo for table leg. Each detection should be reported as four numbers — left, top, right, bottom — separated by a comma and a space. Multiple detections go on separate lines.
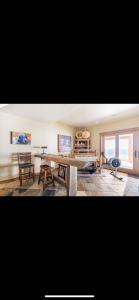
67, 165, 77, 196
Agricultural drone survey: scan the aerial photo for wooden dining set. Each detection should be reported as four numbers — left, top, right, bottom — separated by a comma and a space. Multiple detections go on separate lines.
17, 152, 99, 196
18, 152, 68, 191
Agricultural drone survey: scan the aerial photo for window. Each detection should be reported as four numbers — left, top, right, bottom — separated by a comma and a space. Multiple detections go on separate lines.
104, 136, 116, 159
119, 134, 133, 169
101, 129, 136, 171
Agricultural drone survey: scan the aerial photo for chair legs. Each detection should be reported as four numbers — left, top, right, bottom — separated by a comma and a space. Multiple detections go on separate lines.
43, 171, 55, 191
19, 166, 35, 186
38, 165, 55, 191
19, 169, 22, 187
38, 169, 42, 185
58, 164, 67, 181
32, 166, 35, 182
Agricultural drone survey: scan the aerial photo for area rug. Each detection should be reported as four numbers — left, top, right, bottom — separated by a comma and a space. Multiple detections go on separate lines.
0, 187, 62, 196
0, 170, 131, 197
78, 173, 107, 177
124, 175, 139, 196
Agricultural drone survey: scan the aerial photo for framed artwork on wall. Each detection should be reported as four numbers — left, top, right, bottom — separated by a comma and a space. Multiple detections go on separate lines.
11, 132, 31, 145
58, 135, 72, 152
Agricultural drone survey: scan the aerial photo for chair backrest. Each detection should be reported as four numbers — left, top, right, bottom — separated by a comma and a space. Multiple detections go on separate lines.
17, 152, 31, 165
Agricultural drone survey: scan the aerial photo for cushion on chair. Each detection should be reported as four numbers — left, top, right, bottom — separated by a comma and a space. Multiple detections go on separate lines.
19, 163, 34, 168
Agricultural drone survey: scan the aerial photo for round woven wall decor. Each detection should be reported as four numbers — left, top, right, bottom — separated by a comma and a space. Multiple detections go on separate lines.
76, 131, 83, 138
82, 130, 90, 139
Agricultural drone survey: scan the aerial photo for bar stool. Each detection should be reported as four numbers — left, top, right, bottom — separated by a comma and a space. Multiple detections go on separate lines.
38, 164, 55, 191
58, 164, 67, 181
18, 152, 35, 186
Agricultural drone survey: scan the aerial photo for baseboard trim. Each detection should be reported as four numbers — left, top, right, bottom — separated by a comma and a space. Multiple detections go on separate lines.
0, 173, 39, 184
0, 177, 19, 184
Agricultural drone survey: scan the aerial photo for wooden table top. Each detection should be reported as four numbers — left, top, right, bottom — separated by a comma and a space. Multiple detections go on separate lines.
74, 155, 98, 162
34, 154, 89, 168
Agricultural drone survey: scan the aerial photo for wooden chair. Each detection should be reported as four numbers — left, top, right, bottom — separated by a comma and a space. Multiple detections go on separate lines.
38, 164, 55, 191
18, 152, 35, 186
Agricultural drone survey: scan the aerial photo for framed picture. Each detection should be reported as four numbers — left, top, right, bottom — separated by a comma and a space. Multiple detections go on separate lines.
58, 135, 72, 152
11, 131, 31, 145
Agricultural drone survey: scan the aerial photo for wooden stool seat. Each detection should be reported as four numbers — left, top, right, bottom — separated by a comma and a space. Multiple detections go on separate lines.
38, 164, 55, 191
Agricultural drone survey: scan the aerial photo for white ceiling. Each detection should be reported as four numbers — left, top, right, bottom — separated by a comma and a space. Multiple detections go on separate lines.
0, 104, 8, 108
1, 103, 139, 127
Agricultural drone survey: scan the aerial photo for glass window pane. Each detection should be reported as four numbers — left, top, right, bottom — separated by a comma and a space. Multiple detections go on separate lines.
104, 136, 116, 159
119, 134, 133, 169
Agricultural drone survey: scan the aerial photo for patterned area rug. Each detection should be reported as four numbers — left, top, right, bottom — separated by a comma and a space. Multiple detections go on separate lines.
0, 186, 65, 197
124, 175, 139, 196
77, 171, 127, 196
0, 175, 66, 197
0, 171, 138, 197
78, 173, 107, 177
0, 188, 42, 197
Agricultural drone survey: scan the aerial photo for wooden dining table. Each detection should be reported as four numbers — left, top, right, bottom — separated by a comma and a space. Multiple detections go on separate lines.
34, 154, 91, 196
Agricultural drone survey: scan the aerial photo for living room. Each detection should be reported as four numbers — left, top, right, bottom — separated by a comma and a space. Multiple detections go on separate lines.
0, 103, 139, 196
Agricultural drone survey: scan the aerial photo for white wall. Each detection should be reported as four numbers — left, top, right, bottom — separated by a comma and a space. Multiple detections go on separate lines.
0, 111, 74, 181
1, 110, 139, 181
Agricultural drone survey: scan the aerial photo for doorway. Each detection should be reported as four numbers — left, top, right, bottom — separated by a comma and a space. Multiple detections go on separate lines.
101, 128, 139, 176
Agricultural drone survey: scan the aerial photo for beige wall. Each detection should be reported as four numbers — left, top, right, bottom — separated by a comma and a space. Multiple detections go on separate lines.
0, 111, 74, 181
89, 116, 139, 157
